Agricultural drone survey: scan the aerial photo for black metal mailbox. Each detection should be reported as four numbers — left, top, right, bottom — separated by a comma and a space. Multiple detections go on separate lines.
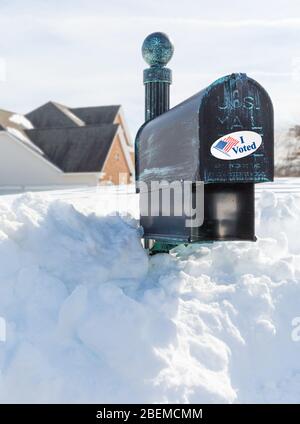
136, 34, 274, 247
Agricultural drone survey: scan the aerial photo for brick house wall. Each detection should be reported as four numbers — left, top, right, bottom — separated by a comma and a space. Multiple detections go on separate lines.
100, 133, 131, 184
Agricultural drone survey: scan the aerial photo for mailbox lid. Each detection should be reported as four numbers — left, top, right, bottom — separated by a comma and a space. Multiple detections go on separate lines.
136, 73, 274, 185
135, 89, 205, 184
200, 73, 274, 183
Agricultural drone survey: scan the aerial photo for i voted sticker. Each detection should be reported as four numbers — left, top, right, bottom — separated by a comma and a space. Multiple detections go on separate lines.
210, 131, 262, 160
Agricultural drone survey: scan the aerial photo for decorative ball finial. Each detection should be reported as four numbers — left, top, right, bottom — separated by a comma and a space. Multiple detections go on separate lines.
142, 32, 174, 67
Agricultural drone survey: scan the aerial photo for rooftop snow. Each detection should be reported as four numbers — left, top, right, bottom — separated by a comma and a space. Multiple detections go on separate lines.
8, 114, 34, 130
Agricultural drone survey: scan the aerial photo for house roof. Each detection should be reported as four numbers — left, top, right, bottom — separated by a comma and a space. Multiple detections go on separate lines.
0, 108, 33, 131
26, 102, 85, 129
1, 101, 132, 176
71, 105, 120, 125
53, 102, 85, 126
26, 103, 121, 129
25, 124, 118, 173
0, 108, 46, 156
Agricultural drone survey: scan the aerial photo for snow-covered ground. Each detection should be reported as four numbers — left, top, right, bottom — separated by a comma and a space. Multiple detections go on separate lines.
0, 179, 300, 403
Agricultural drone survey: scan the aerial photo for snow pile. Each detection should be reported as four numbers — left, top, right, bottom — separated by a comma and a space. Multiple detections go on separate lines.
0, 188, 300, 403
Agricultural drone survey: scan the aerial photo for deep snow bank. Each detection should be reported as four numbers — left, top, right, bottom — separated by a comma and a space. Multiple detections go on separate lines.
0, 187, 300, 403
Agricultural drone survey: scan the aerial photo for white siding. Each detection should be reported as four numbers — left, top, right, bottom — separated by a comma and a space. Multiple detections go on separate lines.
0, 132, 100, 192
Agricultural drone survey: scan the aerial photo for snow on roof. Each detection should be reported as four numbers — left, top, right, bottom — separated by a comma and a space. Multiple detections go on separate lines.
8, 113, 34, 129
53, 102, 85, 127
6, 126, 45, 155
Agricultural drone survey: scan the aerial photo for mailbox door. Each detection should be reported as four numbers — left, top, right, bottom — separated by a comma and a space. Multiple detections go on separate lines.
199, 183, 255, 241
199, 73, 274, 183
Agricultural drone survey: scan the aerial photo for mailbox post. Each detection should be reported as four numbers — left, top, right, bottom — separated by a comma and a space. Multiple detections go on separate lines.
136, 33, 274, 253
142, 32, 173, 122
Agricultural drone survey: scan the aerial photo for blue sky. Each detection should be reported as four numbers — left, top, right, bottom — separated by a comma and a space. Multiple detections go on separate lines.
0, 0, 299, 136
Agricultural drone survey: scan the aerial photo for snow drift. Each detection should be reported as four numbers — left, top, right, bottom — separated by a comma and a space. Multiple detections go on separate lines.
0, 185, 300, 403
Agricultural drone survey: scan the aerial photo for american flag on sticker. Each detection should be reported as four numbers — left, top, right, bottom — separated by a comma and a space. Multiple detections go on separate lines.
213, 136, 239, 156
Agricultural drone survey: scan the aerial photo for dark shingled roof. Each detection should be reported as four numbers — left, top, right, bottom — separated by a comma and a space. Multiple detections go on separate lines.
26, 102, 84, 129
71, 105, 120, 125
25, 124, 118, 172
